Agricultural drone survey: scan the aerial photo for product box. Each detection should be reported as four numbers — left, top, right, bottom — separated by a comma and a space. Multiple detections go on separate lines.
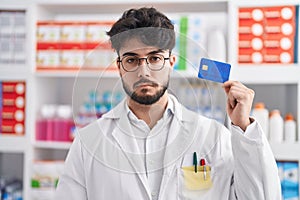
13, 37, 26, 64
0, 11, 15, 37
1, 81, 26, 135
283, 162, 299, 199
283, 162, 299, 189
13, 11, 26, 37
277, 161, 284, 183
2, 81, 25, 95
37, 22, 61, 43
0, 37, 14, 64
31, 160, 64, 189
84, 48, 116, 70
239, 8, 264, 22
36, 49, 60, 69
1, 120, 24, 135
2, 107, 24, 122
31, 160, 65, 200
264, 6, 295, 21
60, 49, 85, 68
85, 22, 113, 43
238, 5, 297, 64
60, 22, 86, 43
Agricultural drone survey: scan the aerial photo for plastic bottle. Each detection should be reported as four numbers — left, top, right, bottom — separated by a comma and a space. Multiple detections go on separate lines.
207, 28, 226, 62
251, 102, 269, 138
284, 113, 296, 143
35, 105, 56, 141
53, 105, 73, 142
269, 109, 284, 143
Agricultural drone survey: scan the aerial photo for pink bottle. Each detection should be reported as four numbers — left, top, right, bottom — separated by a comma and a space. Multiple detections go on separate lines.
53, 105, 73, 142
36, 105, 56, 141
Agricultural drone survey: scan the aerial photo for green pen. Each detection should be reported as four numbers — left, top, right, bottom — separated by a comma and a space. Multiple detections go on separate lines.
193, 152, 197, 173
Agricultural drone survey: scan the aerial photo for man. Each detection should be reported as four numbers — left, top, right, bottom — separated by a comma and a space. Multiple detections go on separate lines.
55, 7, 281, 200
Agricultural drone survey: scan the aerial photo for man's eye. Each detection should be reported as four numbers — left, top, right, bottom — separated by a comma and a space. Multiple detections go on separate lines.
149, 55, 162, 63
126, 58, 137, 64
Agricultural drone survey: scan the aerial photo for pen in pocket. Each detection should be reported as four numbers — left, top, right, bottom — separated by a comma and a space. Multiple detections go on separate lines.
193, 152, 198, 173
200, 158, 206, 180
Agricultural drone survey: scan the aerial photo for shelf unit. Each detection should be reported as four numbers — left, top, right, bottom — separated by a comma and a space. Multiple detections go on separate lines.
1, 0, 300, 199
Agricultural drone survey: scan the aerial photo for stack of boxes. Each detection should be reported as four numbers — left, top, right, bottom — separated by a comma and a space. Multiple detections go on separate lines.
36, 21, 116, 70
0, 10, 26, 65
238, 5, 298, 64
0, 81, 26, 135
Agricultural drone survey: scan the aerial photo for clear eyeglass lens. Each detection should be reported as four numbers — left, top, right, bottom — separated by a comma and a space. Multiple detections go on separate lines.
122, 54, 165, 71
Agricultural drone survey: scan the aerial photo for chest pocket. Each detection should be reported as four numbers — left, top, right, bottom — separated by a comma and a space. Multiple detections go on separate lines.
177, 153, 230, 200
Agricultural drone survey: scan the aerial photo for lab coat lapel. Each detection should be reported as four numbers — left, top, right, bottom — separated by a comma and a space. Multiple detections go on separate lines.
159, 99, 198, 198
111, 111, 151, 200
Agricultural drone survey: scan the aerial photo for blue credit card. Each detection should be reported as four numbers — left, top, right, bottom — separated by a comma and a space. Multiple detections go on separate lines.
198, 58, 231, 83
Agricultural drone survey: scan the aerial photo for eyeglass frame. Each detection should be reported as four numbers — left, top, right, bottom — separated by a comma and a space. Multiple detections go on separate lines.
117, 52, 171, 72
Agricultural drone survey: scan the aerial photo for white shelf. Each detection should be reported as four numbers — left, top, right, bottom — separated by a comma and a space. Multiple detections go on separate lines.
35, 70, 119, 78
0, 135, 28, 153
270, 142, 300, 161
33, 141, 72, 150
230, 65, 300, 84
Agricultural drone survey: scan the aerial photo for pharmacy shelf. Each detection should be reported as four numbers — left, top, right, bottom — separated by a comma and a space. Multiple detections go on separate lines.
33, 141, 72, 150
230, 65, 300, 84
0, 135, 28, 153
1, 0, 300, 199
34, 69, 199, 78
270, 142, 300, 161
0, 70, 30, 80
35, 70, 119, 78
35, 0, 228, 16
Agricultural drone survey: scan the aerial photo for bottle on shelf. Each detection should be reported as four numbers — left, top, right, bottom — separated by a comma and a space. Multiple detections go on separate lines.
207, 28, 226, 62
251, 102, 269, 139
35, 105, 56, 141
269, 109, 284, 143
284, 113, 296, 143
53, 105, 74, 142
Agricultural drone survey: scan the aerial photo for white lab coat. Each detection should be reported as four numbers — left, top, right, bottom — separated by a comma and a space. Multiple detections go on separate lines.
55, 95, 281, 200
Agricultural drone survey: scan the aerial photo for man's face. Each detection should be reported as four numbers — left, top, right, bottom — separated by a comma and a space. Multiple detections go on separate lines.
118, 38, 176, 105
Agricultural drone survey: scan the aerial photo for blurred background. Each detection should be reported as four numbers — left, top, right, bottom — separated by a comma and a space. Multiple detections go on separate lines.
0, 0, 299, 199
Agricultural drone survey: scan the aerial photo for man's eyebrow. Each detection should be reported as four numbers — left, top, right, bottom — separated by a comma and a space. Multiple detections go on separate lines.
121, 52, 138, 57
121, 49, 166, 57
146, 49, 165, 55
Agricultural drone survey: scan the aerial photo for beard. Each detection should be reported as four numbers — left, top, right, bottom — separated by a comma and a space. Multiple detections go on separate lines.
122, 78, 169, 105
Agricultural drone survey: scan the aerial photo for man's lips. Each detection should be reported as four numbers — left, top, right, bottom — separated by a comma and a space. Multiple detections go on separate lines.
133, 80, 158, 89
136, 83, 154, 88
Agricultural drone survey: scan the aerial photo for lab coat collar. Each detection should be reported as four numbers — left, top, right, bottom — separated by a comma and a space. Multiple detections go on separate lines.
103, 93, 189, 122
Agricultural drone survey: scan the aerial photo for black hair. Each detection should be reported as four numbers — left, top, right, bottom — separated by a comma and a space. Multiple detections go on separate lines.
107, 7, 175, 54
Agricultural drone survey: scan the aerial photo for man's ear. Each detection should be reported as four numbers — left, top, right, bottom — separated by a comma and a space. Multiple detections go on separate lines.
169, 54, 176, 69
116, 59, 121, 70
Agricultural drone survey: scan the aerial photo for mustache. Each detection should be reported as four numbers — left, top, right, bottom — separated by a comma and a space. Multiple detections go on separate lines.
133, 78, 158, 88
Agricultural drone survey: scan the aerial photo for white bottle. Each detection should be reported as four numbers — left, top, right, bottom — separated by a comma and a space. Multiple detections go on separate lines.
284, 113, 296, 143
207, 28, 226, 62
269, 109, 284, 143
252, 102, 269, 139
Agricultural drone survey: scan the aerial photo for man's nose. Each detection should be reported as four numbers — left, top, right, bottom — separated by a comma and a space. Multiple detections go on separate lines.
137, 58, 150, 77
138, 58, 148, 66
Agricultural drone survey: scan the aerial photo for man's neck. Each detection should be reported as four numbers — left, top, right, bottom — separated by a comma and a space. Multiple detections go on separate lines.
127, 92, 169, 129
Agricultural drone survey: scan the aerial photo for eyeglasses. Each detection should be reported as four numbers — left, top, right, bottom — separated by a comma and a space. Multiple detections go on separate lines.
117, 54, 170, 72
